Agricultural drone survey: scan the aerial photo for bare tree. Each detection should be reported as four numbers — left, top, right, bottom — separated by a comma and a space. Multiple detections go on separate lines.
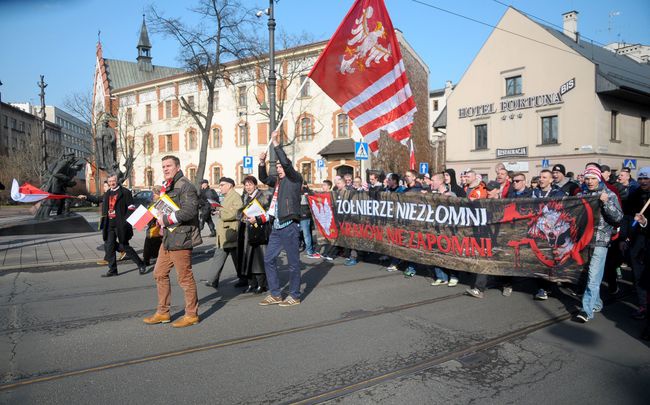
64, 90, 103, 194
249, 31, 323, 153
148, 0, 259, 186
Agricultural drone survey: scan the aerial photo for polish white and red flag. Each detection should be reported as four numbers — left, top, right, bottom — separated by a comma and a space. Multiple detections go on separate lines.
10, 179, 72, 203
127, 204, 155, 232
308, 0, 417, 153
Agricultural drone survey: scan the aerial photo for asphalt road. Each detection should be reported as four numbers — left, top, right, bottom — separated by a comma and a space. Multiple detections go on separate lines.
0, 247, 648, 404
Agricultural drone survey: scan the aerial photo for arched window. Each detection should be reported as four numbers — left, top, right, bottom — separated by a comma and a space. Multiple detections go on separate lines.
337, 113, 349, 138
127, 136, 135, 155
238, 122, 249, 147
143, 133, 153, 155
145, 168, 154, 187
187, 129, 198, 150
187, 166, 197, 183
300, 117, 313, 141
210, 127, 222, 148
211, 165, 222, 184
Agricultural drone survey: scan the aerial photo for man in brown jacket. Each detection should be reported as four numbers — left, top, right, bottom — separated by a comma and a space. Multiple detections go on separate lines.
205, 177, 244, 289
143, 155, 202, 328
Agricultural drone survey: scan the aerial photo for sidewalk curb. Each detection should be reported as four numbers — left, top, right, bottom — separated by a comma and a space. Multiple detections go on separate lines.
0, 245, 217, 273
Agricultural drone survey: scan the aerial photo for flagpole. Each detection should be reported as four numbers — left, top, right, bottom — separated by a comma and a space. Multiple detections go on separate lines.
267, 77, 310, 149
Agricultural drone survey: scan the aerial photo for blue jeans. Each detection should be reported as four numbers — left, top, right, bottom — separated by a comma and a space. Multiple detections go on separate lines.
300, 218, 314, 255
264, 222, 301, 299
582, 246, 607, 319
434, 267, 458, 282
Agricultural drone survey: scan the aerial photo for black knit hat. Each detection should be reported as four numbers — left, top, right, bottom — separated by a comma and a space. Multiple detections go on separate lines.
551, 164, 566, 175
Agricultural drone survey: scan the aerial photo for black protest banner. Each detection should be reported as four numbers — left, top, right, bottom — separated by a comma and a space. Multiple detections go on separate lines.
308, 190, 601, 282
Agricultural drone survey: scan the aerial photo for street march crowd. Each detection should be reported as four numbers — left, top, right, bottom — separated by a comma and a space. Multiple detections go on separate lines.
78, 130, 650, 340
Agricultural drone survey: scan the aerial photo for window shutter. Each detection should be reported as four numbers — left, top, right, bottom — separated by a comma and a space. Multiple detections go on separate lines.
172, 100, 179, 117
172, 133, 179, 151
158, 102, 163, 120
257, 122, 268, 145
158, 135, 165, 152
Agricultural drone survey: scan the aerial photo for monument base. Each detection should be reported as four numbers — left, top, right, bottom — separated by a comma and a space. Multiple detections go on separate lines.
0, 213, 96, 236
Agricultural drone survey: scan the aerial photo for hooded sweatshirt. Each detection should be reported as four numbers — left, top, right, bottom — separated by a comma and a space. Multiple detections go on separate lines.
444, 168, 466, 197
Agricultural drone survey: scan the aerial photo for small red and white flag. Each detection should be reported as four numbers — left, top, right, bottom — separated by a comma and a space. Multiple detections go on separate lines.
10, 179, 71, 203
308, 0, 417, 154
409, 139, 416, 170
127, 204, 155, 231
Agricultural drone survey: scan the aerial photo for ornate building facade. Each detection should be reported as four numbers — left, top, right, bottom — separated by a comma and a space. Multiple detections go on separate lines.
91, 19, 430, 191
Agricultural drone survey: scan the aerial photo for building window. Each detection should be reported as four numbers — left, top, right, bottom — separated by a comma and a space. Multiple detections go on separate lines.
474, 124, 487, 150
433, 100, 439, 111
300, 75, 310, 98
212, 166, 222, 184
505, 75, 522, 97
238, 86, 247, 108
165, 134, 173, 152
187, 95, 195, 110
611, 111, 618, 141
126, 108, 133, 126
238, 123, 249, 146
213, 91, 220, 111
299, 117, 313, 141
541, 116, 558, 145
127, 136, 135, 155
144, 134, 153, 155
145, 168, 153, 187
145, 104, 152, 122
165, 100, 172, 119
187, 129, 198, 150
337, 113, 349, 138
642, 117, 648, 145
187, 167, 197, 183
301, 162, 312, 184
210, 127, 222, 148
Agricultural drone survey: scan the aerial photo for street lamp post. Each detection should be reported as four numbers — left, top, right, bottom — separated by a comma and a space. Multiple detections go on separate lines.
258, 0, 278, 176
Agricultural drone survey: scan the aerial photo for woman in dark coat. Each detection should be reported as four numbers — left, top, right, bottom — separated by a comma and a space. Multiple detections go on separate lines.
237, 176, 272, 294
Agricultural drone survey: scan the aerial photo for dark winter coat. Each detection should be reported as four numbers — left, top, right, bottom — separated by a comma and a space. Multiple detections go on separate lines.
444, 168, 466, 198
198, 187, 220, 216
161, 171, 202, 251
101, 187, 134, 244
258, 144, 303, 223
238, 188, 272, 277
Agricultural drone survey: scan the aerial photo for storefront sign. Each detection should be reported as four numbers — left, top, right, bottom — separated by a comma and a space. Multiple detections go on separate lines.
457, 78, 575, 119
496, 147, 528, 158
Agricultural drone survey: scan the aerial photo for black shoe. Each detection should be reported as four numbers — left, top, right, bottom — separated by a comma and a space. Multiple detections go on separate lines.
233, 279, 248, 288
205, 281, 218, 289
209, 232, 216, 237
138, 265, 148, 275
575, 311, 589, 323
254, 286, 267, 294
101, 271, 118, 278
243, 286, 255, 294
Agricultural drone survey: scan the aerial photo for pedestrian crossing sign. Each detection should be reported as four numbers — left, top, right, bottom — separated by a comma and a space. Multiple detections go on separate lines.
623, 159, 637, 170
355, 142, 369, 160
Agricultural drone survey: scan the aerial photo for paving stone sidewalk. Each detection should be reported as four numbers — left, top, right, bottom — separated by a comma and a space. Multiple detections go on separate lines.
0, 210, 221, 271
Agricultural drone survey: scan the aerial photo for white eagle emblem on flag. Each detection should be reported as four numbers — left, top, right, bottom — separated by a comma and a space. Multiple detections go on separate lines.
340, 6, 392, 75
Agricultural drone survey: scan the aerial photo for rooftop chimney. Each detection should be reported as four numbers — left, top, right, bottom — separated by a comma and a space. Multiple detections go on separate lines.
562, 11, 579, 43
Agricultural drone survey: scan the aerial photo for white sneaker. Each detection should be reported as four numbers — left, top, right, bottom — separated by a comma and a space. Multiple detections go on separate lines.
386, 264, 398, 272
431, 279, 448, 286
448, 278, 459, 287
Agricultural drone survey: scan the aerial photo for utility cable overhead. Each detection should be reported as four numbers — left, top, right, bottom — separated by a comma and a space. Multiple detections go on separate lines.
409, 0, 650, 82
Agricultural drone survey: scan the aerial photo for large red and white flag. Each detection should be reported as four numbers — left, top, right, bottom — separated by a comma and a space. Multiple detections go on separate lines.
10, 179, 72, 203
308, 0, 417, 153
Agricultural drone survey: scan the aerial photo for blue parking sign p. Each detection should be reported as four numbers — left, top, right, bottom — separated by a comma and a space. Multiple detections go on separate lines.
243, 156, 253, 169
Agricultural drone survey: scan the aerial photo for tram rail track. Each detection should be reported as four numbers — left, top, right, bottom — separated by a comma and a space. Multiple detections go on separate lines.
0, 292, 468, 391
